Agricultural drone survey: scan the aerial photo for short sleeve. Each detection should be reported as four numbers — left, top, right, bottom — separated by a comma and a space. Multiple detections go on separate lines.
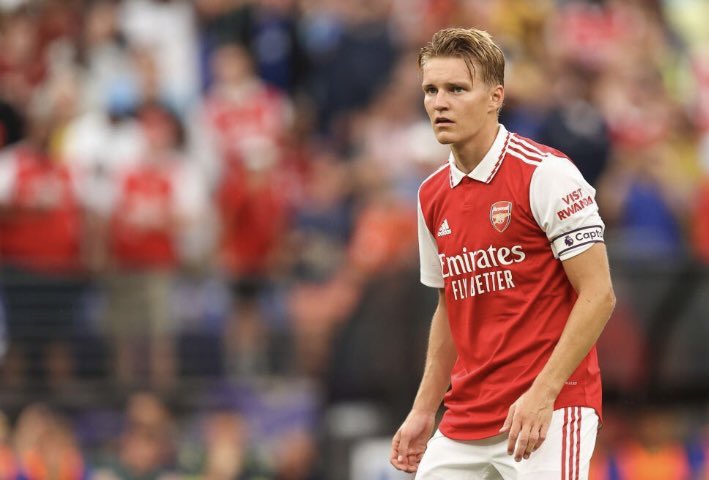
530, 155, 605, 260
172, 161, 208, 221
0, 152, 17, 204
418, 197, 444, 288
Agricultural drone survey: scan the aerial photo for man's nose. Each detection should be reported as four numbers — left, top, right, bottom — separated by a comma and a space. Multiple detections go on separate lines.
434, 91, 449, 110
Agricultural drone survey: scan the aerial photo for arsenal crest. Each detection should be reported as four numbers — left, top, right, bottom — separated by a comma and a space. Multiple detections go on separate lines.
490, 201, 512, 233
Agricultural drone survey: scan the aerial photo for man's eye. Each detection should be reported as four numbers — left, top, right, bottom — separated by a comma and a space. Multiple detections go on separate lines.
452, 86, 464, 93
425, 87, 437, 95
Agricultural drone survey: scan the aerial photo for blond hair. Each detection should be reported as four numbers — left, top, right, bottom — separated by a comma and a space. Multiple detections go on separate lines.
418, 28, 505, 87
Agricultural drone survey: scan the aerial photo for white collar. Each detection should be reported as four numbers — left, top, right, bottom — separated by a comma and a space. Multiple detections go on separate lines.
448, 124, 510, 187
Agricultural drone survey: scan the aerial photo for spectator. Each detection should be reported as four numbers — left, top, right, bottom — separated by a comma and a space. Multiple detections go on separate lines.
216, 137, 289, 287
13, 404, 86, 480
190, 42, 292, 186
0, 8, 48, 108
77, 0, 133, 114
536, 67, 611, 186
597, 144, 688, 263
612, 408, 692, 480
347, 191, 417, 279
304, 0, 397, 135
271, 429, 322, 480
289, 148, 353, 282
195, 410, 270, 479
0, 90, 84, 390
119, 0, 199, 111
197, 0, 307, 94
101, 103, 208, 390
93, 392, 176, 480
351, 56, 449, 203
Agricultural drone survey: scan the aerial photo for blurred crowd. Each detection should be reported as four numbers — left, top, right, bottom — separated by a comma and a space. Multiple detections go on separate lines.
0, 0, 707, 478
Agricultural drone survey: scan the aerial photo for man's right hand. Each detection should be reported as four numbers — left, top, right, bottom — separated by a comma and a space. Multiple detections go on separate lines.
390, 410, 436, 473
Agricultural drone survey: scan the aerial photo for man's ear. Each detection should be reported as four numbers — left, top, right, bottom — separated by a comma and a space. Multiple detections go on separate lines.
490, 85, 505, 113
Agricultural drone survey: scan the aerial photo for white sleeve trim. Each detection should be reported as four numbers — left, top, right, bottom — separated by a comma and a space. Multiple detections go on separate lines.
418, 198, 444, 288
0, 151, 18, 204
171, 161, 208, 221
529, 155, 605, 261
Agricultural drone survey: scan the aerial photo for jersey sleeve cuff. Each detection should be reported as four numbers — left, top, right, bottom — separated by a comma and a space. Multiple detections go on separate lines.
421, 273, 444, 288
552, 225, 604, 260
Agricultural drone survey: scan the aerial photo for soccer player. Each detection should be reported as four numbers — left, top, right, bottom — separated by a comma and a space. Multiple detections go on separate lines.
390, 28, 616, 479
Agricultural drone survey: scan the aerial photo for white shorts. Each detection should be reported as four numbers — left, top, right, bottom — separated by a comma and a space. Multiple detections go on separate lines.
415, 407, 598, 480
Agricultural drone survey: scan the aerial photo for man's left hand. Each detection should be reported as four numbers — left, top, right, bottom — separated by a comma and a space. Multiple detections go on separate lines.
499, 386, 555, 461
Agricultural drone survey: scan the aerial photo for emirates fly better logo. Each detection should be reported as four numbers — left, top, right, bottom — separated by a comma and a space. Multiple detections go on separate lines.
490, 201, 512, 233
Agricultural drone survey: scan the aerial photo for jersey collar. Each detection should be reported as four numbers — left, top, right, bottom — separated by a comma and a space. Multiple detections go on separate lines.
449, 124, 510, 188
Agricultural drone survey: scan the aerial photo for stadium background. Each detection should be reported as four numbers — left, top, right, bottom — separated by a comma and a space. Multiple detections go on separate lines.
0, 0, 708, 478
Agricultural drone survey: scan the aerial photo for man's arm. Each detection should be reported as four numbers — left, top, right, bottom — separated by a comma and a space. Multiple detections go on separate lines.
390, 288, 457, 473
500, 243, 615, 461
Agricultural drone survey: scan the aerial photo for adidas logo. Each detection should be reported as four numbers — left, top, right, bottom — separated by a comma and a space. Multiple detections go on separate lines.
437, 219, 452, 237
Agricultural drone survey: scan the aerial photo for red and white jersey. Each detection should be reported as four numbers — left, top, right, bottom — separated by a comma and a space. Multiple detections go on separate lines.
201, 83, 291, 160
191, 82, 292, 186
418, 125, 605, 440
109, 158, 206, 269
0, 146, 81, 273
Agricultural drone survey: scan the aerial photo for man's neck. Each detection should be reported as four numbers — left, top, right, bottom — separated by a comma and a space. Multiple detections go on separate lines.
450, 122, 500, 174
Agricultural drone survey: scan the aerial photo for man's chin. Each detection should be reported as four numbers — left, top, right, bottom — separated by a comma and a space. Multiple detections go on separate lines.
434, 133, 456, 145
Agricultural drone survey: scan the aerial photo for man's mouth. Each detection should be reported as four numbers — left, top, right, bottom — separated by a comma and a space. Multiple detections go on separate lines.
435, 117, 453, 125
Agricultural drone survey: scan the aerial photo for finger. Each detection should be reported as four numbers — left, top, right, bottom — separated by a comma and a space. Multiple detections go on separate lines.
406, 454, 422, 473
398, 440, 428, 473
405, 464, 419, 474
396, 454, 418, 474
500, 404, 516, 433
407, 447, 426, 458
513, 424, 531, 462
533, 420, 551, 452
391, 454, 411, 471
397, 431, 412, 465
523, 427, 539, 460
406, 444, 427, 465
390, 431, 410, 471
506, 417, 521, 455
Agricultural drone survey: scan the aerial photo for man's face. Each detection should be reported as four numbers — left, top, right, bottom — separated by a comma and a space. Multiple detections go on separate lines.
212, 45, 253, 86
422, 56, 503, 146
